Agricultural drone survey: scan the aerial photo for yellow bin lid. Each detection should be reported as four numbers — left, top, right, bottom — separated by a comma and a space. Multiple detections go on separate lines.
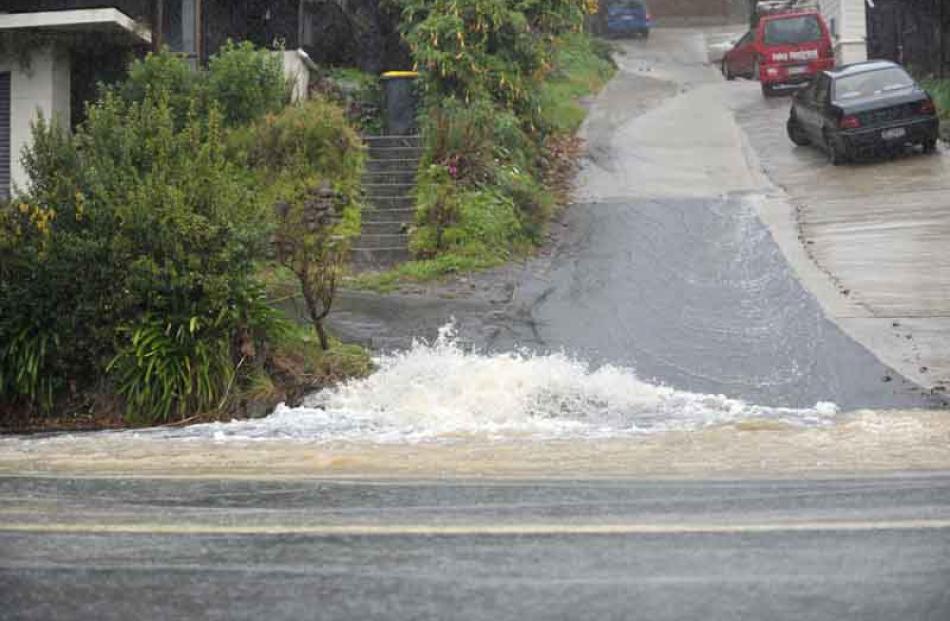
381, 70, 420, 79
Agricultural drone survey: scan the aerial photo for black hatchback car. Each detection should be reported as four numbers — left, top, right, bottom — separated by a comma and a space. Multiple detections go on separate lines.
786, 60, 940, 164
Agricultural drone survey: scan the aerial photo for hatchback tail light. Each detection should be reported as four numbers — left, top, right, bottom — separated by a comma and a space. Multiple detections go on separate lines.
820, 46, 834, 59
839, 115, 862, 130
920, 99, 936, 115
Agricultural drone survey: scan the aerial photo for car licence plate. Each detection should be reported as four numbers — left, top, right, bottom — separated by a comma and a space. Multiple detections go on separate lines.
882, 127, 906, 140
788, 66, 808, 75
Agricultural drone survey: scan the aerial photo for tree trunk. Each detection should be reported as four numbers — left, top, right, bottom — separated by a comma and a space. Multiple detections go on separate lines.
298, 270, 334, 351
315, 321, 330, 351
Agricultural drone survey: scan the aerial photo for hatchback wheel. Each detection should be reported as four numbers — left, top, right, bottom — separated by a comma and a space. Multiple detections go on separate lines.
786, 117, 810, 146
824, 131, 847, 165
922, 138, 938, 154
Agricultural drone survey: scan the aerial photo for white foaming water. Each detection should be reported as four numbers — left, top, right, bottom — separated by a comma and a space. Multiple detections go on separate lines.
157, 324, 839, 443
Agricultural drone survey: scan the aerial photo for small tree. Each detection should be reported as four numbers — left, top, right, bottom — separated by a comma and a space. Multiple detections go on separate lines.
272, 184, 349, 350
245, 98, 365, 350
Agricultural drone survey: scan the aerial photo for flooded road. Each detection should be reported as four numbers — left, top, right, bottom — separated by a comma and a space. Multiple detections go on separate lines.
3, 27, 950, 621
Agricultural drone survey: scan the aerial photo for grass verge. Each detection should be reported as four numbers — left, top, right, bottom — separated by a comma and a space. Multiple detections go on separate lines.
539, 34, 617, 133
347, 254, 504, 293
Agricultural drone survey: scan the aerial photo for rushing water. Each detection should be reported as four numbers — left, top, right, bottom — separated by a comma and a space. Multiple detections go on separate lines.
2, 325, 948, 477
151, 324, 840, 444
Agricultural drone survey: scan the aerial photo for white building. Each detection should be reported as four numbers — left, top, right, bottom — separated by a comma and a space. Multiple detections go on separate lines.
0, 9, 152, 200
818, 0, 869, 65
0, 7, 316, 201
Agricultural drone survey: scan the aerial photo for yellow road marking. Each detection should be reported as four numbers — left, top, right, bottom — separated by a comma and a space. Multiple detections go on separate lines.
2, 519, 950, 536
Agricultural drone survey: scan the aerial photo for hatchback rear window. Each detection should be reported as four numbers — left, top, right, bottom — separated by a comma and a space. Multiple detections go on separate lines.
763, 16, 822, 45
834, 67, 915, 100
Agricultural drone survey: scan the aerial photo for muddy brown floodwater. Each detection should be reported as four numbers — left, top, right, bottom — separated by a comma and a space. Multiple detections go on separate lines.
2, 410, 948, 478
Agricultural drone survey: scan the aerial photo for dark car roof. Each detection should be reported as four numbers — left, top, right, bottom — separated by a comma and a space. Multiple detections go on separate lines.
824, 60, 903, 80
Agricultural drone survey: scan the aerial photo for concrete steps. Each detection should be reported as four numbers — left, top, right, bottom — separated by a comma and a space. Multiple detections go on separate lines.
351, 135, 423, 268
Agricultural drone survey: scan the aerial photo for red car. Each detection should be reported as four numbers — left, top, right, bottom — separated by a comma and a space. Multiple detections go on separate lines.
721, 9, 835, 96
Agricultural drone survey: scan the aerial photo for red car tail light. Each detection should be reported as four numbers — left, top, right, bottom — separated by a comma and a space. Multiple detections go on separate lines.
920, 99, 936, 115
820, 46, 834, 59
839, 115, 861, 130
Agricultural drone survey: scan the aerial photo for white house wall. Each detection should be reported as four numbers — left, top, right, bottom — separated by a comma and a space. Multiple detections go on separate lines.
0, 45, 70, 197
819, 0, 868, 65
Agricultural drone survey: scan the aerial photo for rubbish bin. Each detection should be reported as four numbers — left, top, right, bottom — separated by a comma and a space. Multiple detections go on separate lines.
381, 71, 420, 135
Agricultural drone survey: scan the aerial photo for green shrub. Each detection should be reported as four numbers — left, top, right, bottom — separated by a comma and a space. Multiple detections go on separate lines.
108, 314, 235, 423
207, 40, 286, 127
313, 68, 384, 135
121, 50, 199, 126
411, 165, 529, 259
388, 0, 607, 274
397, 0, 593, 125
0, 90, 269, 420
120, 42, 284, 129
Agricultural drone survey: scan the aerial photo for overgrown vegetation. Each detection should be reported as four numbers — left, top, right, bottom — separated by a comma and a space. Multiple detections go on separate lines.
921, 78, 950, 140
373, 0, 613, 281
0, 45, 369, 427
312, 67, 384, 134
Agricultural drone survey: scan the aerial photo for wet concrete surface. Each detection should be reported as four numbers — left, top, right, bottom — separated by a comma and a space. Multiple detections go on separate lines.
3, 475, 950, 621
330, 29, 941, 410
731, 81, 950, 394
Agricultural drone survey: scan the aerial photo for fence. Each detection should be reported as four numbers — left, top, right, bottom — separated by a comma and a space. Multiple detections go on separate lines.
867, 0, 949, 78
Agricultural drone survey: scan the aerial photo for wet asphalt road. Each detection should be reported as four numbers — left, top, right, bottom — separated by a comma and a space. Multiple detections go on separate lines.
3, 475, 950, 621
487, 195, 933, 409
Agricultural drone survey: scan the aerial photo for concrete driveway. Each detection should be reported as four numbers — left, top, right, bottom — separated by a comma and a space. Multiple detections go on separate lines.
730, 80, 950, 395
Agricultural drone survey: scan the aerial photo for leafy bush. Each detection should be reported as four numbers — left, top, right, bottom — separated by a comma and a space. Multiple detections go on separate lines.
397, 0, 592, 126
411, 164, 528, 258
0, 40, 370, 425
0, 89, 268, 420
120, 50, 198, 125
119, 42, 285, 129
207, 40, 286, 127
108, 314, 235, 423
312, 68, 383, 134
387, 1, 609, 274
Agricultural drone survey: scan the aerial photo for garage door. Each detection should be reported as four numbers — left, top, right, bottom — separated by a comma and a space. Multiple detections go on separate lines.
0, 72, 9, 200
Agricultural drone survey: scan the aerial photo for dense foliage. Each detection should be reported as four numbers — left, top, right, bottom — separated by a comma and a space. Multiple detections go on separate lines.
392, 0, 612, 264
0, 45, 365, 424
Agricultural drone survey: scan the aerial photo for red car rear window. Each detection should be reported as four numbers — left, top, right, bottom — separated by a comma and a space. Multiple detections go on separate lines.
763, 16, 822, 45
